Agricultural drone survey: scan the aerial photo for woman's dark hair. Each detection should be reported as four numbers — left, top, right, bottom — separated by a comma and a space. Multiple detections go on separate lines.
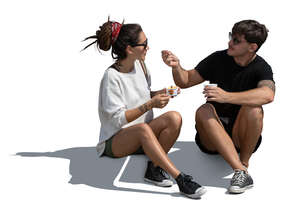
82, 20, 142, 60
232, 20, 268, 51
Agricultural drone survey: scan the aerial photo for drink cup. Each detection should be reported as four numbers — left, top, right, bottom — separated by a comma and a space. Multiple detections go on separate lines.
167, 85, 178, 97
207, 83, 218, 87
206, 81, 218, 87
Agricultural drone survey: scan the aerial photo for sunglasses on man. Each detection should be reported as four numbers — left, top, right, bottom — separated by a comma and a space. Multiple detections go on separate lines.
228, 32, 243, 45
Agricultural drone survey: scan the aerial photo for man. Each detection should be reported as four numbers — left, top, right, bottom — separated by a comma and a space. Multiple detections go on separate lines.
162, 20, 275, 194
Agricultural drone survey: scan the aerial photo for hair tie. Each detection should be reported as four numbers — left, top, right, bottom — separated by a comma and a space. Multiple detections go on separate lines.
111, 22, 122, 43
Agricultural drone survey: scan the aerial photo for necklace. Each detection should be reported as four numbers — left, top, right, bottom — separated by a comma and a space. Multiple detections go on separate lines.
113, 60, 134, 73
112, 60, 122, 72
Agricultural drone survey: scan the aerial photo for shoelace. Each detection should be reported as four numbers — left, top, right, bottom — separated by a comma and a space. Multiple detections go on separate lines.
155, 167, 169, 179
231, 170, 247, 185
183, 174, 199, 187
184, 175, 193, 181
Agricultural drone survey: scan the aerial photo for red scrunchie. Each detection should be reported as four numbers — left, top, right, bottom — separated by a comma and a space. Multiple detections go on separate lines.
111, 22, 122, 43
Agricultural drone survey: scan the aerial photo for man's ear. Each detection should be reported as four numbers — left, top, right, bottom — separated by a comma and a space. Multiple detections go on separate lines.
249, 43, 258, 53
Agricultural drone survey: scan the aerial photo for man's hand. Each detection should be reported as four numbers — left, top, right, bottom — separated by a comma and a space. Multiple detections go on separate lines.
203, 86, 229, 103
161, 50, 180, 69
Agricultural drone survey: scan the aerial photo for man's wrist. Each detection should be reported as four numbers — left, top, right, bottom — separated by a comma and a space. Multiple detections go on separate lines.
225, 92, 233, 104
172, 63, 181, 72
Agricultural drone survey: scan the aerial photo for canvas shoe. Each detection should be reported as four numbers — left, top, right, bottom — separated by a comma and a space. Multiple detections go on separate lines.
175, 173, 206, 199
144, 161, 173, 187
228, 169, 254, 194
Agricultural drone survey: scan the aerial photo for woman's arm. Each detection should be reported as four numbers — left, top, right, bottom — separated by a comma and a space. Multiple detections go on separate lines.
125, 94, 170, 123
150, 88, 166, 98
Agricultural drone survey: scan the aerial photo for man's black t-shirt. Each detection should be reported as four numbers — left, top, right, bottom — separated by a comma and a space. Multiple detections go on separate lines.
195, 49, 274, 118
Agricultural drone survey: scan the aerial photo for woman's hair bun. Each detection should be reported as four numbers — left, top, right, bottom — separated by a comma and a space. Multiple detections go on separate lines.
81, 20, 112, 52
96, 22, 112, 51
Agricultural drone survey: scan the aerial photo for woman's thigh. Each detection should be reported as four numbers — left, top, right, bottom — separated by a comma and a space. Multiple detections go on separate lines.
111, 123, 154, 158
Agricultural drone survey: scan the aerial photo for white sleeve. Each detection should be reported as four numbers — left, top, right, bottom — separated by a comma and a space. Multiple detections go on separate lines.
99, 72, 128, 128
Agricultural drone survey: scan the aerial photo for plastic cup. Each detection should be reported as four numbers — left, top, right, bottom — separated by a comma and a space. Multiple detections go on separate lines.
207, 83, 218, 87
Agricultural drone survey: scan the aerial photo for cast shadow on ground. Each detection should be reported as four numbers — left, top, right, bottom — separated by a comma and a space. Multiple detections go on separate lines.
16, 141, 232, 196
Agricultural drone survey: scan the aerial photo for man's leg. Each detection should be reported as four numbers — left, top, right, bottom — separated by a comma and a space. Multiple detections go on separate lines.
195, 103, 246, 171
232, 106, 264, 168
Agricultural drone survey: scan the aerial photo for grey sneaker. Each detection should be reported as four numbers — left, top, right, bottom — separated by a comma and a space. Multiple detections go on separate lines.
228, 169, 254, 194
144, 161, 173, 187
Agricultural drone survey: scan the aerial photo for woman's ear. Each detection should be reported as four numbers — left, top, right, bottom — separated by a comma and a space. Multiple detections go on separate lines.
125, 45, 134, 56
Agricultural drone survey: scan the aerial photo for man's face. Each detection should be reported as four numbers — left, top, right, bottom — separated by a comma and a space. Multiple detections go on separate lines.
227, 33, 253, 57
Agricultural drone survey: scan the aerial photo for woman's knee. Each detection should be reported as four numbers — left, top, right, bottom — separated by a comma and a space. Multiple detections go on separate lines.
164, 111, 182, 129
136, 123, 153, 141
136, 122, 152, 131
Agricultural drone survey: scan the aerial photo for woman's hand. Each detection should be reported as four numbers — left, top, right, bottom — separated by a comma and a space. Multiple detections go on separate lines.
150, 94, 171, 108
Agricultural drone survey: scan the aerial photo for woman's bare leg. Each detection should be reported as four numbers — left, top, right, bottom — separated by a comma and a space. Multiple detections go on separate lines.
111, 123, 180, 179
148, 111, 182, 154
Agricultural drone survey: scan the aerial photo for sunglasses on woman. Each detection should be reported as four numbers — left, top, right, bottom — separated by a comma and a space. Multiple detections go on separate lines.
131, 39, 148, 49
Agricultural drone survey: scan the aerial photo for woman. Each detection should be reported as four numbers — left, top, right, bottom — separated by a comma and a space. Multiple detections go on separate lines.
82, 18, 206, 199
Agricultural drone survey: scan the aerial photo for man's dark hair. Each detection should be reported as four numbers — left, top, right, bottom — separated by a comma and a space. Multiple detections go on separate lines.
232, 20, 268, 51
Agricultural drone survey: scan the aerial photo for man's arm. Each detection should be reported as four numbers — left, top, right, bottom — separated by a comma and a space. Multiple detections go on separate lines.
205, 80, 275, 106
162, 50, 205, 88
172, 66, 205, 88
257, 80, 276, 93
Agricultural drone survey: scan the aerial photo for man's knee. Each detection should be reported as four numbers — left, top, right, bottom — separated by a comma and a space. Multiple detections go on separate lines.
241, 106, 263, 122
195, 103, 217, 124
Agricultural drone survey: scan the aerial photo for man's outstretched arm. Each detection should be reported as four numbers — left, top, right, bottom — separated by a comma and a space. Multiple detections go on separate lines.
162, 50, 205, 88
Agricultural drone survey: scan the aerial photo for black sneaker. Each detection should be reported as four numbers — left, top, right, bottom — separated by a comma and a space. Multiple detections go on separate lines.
144, 161, 173, 187
175, 173, 206, 199
228, 169, 254, 194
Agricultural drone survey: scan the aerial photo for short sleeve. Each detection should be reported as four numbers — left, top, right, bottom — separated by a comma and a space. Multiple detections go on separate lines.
256, 62, 275, 85
194, 52, 219, 81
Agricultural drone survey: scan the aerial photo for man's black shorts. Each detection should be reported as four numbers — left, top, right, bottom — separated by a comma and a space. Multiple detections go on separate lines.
195, 116, 262, 155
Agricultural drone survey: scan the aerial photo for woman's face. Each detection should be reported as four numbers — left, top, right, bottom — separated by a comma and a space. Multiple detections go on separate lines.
131, 31, 149, 61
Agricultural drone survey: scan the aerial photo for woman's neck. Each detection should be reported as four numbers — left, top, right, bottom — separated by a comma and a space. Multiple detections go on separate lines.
117, 58, 135, 73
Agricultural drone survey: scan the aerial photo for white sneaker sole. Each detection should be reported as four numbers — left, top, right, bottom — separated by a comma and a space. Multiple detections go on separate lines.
228, 185, 253, 194
182, 187, 207, 199
144, 178, 173, 187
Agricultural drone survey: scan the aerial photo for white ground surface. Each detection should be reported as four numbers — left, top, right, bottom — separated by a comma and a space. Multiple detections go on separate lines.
1, 1, 299, 211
